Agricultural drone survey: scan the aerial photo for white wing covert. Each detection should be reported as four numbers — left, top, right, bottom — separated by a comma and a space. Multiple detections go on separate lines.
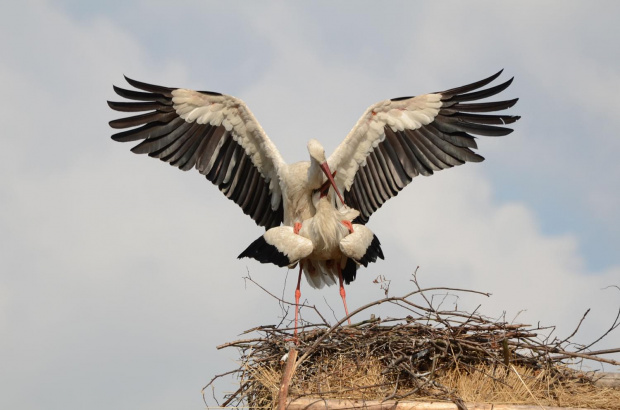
108, 77, 286, 229
328, 70, 520, 224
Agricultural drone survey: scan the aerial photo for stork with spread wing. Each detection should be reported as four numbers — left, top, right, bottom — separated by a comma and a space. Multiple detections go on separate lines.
108, 70, 519, 327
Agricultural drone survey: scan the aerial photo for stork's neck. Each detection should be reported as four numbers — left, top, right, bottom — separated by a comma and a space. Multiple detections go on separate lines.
281, 161, 317, 225
315, 196, 336, 214
310, 197, 348, 251
307, 159, 324, 189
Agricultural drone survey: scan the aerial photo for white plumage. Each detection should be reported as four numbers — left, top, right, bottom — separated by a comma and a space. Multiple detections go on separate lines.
263, 227, 313, 263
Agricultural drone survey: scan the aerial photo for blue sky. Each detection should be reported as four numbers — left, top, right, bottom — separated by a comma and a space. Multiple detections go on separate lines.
1, 1, 619, 409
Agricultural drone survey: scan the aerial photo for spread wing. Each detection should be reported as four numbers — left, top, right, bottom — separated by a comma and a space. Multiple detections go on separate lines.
328, 70, 520, 224
108, 77, 286, 229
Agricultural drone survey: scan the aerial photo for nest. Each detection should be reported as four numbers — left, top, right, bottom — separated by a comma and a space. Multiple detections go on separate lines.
205, 271, 620, 409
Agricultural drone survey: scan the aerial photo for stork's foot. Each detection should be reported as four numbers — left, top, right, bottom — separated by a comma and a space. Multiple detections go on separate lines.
341, 220, 354, 234
290, 264, 303, 345
339, 285, 352, 325
294, 222, 302, 235
337, 267, 352, 325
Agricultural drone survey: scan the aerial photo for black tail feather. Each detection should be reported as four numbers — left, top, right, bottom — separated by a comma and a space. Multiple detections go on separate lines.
358, 234, 385, 267
342, 258, 358, 285
238, 236, 290, 267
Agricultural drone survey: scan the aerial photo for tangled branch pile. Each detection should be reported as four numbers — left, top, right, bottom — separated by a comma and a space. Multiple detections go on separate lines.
205, 274, 620, 409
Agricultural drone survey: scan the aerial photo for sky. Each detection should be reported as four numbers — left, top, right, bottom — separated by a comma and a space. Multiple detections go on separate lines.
1, 1, 619, 409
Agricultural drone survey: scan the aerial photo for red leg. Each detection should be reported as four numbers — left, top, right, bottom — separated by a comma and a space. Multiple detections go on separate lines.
341, 220, 354, 234
294, 222, 302, 235
294, 262, 303, 341
337, 265, 352, 325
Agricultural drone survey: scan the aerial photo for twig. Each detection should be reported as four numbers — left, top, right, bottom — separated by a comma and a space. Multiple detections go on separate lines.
244, 274, 330, 327
576, 306, 620, 352
559, 308, 590, 345
217, 338, 267, 350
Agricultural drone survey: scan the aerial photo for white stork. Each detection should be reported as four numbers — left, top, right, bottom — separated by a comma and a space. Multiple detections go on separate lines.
239, 178, 384, 336
108, 70, 519, 328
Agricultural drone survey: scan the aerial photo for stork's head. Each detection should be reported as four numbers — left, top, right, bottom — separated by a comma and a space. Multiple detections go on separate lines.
307, 139, 326, 164
307, 139, 345, 206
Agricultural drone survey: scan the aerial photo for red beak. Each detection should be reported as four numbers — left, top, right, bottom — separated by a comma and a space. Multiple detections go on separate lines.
319, 172, 335, 198
320, 162, 345, 205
